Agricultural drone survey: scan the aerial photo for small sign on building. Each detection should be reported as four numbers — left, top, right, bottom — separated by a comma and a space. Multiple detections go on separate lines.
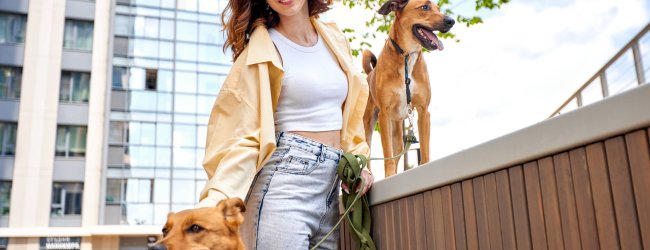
39, 237, 81, 250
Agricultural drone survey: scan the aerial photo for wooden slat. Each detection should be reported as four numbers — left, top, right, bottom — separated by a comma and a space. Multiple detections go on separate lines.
569, 148, 600, 249
392, 201, 401, 250
462, 180, 479, 250
538, 157, 565, 250
412, 193, 428, 250
605, 136, 642, 250
476, 173, 503, 249
405, 196, 418, 250
495, 170, 516, 249
473, 176, 490, 249
441, 186, 456, 250
371, 203, 384, 250
398, 198, 411, 250
431, 189, 446, 250
423, 191, 438, 250
523, 161, 548, 249
586, 143, 620, 250
554, 153, 582, 250
509, 165, 532, 250
483, 173, 503, 250
451, 183, 467, 250
383, 201, 395, 250
626, 130, 650, 249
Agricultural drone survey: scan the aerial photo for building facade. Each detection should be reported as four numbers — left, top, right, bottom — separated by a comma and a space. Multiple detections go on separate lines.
0, 0, 231, 249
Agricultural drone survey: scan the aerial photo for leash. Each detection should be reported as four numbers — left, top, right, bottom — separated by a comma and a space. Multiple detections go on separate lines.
311, 38, 420, 250
310, 121, 418, 250
389, 38, 412, 105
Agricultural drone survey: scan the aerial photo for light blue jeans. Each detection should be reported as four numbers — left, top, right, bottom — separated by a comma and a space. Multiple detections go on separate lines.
241, 132, 342, 250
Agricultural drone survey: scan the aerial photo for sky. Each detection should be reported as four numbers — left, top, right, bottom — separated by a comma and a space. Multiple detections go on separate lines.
324, 0, 650, 179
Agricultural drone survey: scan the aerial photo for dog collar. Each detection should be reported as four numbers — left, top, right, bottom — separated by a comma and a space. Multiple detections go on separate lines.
389, 38, 412, 105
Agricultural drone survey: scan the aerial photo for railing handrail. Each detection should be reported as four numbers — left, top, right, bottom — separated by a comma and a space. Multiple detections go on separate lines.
549, 21, 650, 118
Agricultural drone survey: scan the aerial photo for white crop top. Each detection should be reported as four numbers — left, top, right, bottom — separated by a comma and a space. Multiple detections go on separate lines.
269, 28, 348, 132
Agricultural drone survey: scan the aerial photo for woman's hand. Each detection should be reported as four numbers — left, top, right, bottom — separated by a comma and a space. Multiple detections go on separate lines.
341, 168, 374, 195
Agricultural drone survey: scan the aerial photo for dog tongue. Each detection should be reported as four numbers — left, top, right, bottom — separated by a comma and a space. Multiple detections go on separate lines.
423, 30, 444, 51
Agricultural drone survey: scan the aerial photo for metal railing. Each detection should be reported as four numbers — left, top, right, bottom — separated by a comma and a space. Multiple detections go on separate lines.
549, 22, 650, 118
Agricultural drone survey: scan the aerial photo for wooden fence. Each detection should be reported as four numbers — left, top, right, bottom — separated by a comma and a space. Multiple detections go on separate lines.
340, 127, 650, 250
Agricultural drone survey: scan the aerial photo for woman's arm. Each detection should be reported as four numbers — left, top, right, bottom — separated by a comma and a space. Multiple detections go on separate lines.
197, 60, 263, 208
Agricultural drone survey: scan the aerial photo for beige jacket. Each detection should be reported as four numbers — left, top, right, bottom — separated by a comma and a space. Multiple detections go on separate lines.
197, 18, 370, 207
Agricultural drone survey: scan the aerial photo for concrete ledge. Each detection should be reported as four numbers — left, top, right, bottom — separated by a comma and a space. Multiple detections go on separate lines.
0, 0, 29, 13
65, 0, 95, 20
0, 44, 24, 66
369, 83, 650, 205
0, 99, 20, 121
61, 50, 93, 71
58, 102, 89, 125
0, 225, 162, 237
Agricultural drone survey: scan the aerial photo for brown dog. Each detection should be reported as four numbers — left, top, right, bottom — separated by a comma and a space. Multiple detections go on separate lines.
149, 198, 246, 250
362, 0, 454, 177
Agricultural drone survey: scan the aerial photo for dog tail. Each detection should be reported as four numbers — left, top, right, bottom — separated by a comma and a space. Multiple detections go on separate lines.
362, 50, 377, 74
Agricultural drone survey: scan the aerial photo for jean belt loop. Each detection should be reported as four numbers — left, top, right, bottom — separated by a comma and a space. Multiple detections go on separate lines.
319, 144, 325, 162
275, 131, 284, 146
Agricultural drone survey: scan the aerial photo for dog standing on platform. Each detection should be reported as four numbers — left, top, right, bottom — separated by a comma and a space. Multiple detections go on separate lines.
362, 0, 454, 177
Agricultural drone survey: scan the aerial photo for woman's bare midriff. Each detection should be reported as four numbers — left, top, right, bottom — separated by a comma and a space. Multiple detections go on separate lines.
289, 130, 341, 150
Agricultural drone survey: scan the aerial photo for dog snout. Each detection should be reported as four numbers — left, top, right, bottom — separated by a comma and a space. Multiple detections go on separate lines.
443, 16, 455, 28
148, 244, 167, 250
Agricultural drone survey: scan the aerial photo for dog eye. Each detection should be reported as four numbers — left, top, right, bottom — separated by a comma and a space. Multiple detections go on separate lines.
420, 5, 430, 10
162, 228, 169, 237
187, 224, 204, 233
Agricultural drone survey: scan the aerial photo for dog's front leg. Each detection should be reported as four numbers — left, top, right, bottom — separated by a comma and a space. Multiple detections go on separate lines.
378, 111, 396, 177
416, 106, 430, 165
391, 119, 404, 169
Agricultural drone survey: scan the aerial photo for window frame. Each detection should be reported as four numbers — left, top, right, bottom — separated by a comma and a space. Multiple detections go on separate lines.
59, 71, 91, 103
63, 19, 94, 51
0, 181, 11, 216
0, 122, 17, 156
0, 12, 27, 45
55, 125, 88, 158
0, 66, 22, 99
50, 182, 84, 216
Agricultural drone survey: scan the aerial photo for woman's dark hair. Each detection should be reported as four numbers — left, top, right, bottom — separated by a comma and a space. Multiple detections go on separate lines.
221, 0, 332, 61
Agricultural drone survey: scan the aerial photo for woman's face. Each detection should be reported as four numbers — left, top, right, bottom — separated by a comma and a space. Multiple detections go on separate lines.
267, 0, 309, 19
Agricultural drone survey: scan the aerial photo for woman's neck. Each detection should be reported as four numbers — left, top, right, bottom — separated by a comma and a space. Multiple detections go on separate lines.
274, 15, 318, 47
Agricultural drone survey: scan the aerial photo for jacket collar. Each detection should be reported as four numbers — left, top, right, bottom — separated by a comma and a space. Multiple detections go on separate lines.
244, 17, 352, 74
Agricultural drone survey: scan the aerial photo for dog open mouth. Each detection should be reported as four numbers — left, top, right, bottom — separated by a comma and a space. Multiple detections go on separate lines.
412, 25, 444, 51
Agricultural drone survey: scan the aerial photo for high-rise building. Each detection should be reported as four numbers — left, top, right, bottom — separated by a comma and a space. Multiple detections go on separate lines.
0, 0, 231, 249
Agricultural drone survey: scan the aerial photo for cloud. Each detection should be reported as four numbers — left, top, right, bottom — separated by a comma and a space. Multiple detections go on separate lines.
327, 0, 649, 177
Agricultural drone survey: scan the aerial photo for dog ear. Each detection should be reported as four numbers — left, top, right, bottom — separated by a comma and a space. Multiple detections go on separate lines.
216, 198, 246, 226
378, 0, 408, 15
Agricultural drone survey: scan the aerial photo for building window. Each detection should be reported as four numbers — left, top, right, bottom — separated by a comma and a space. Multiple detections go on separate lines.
0, 237, 7, 250
0, 123, 17, 156
112, 67, 162, 91
60, 71, 91, 103
51, 182, 83, 216
63, 19, 93, 50
0, 66, 22, 99
145, 69, 157, 90
0, 182, 10, 216
55, 126, 87, 157
0, 13, 26, 44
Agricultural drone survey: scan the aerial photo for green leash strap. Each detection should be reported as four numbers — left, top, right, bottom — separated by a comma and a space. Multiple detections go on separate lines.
310, 126, 417, 249
338, 153, 376, 250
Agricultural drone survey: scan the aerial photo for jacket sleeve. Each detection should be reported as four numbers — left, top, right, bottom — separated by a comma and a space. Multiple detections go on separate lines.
347, 73, 371, 158
197, 60, 262, 208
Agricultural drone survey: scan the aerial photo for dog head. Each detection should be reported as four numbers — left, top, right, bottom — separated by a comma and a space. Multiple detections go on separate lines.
379, 0, 455, 51
149, 198, 246, 250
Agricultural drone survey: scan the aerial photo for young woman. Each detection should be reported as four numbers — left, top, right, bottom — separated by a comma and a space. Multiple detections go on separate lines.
197, 0, 374, 248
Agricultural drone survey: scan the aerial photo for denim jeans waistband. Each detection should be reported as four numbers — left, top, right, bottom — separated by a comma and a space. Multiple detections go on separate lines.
275, 131, 342, 161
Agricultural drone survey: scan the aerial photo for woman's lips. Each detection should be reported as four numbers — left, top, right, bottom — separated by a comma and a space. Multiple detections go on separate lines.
278, 0, 293, 6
